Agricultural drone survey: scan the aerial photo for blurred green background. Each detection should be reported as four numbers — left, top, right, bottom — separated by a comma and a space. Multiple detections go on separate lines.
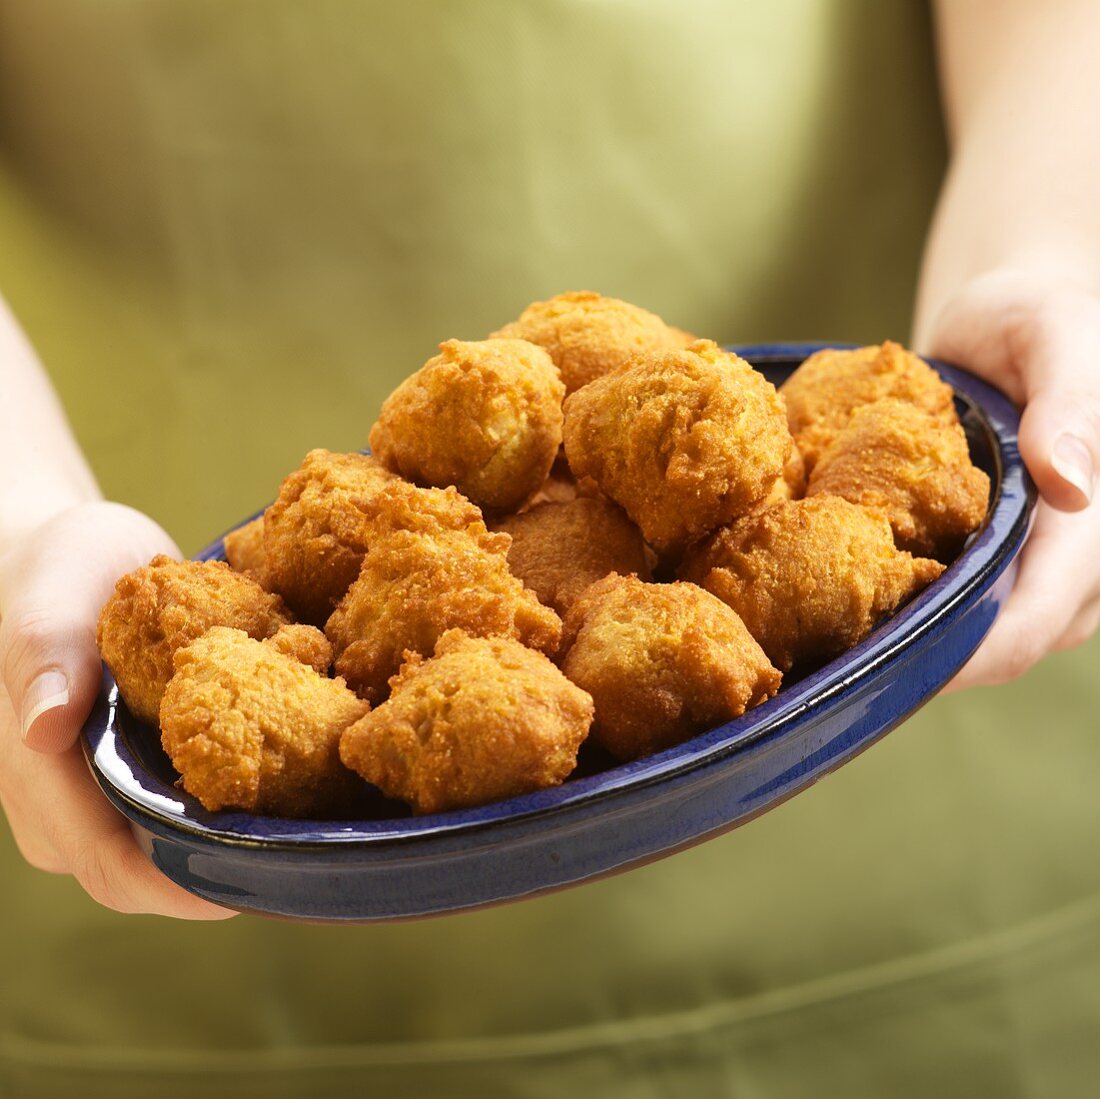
1, 2, 1098, 1096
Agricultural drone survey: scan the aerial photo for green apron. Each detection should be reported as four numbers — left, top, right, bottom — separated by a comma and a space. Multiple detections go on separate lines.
2, 3, 1098, 1095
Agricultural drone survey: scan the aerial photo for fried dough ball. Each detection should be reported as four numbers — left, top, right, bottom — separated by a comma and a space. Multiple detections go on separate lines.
680, 496, 945, 672
521, 450, 601, 509
368, 338, 565, 514
764, 439, 807, 505
223, 516, 266, 579
562, 340, 792, 556
363, 479, 489, 538
160, 627, 369, 816
524, 472, 602, 510
262, 450, 393, 622
326, 527, 562, 704
262, 449, 484, 623
96, 556, 291, 726
780, 341, 957, 471
525, 466, 582, 508
491, 290, 683, 394
493, 498, 651, 617
807, 399, 991, 560
263, 623, 334, 675
559, 574, 781, 761
340, 630, 593, 815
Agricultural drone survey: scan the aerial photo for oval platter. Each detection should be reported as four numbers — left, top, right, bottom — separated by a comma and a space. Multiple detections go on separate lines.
81, 344, 1035, 921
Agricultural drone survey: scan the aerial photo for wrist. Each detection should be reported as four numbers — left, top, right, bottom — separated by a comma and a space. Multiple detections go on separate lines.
0, 479, 102, 559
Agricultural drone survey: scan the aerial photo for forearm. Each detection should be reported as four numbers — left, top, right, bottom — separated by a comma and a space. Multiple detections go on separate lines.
914, 0, 1100, 346
0, 294, 100, 554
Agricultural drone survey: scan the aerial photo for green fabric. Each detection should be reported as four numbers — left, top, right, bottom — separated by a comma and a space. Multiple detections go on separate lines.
0, 0, 944, 551
3, 1, 1098, 1095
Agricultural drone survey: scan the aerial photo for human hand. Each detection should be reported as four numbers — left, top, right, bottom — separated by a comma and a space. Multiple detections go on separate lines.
920, 268, 1100, 689
0, 502, 235, 918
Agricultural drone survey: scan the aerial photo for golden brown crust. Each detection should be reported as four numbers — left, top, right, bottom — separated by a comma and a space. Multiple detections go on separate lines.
523, 467, 582, 508
339, 630, 593, 814
764, 438, 807, 505
562, 340, 792, 556
494, 498, 651, 617
96, 555, 291, 726
325, 527, 562, 704
559, 574, 781, 761
807, 399, 991, 560
263, 623, 334, 675
368, 338, 565, 514
520, 449, 602, 509
159, 627, 369, 816
491, 290, 682, 394
223, 516, 267, 579
262, 450, 484, 623
680, 496, 945, 672
779, 341, 957, 471
262, 450, 395, 623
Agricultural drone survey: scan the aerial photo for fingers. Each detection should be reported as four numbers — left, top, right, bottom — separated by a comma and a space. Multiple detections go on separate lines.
70, 824, 237, 920
0, 502, 179, 753
0, 790, 66, 874
0, 696, 235, 919
1013, 297, 1100, 511
1053, 595, 1100, 653
0, 504, 232, 919
61, 749, 236, 919
924, 269, 1100, 689
0, 609, 104, 755
925, 269, 1100, 512
945, 501, 1100, 690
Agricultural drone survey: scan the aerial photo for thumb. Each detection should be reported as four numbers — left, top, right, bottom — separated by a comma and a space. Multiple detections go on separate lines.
1, 604, 103, 754
0, 503, 179, 753
1016, 318, 1100, 513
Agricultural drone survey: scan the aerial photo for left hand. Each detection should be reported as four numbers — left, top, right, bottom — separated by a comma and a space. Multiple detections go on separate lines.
920, 267, 1100, 689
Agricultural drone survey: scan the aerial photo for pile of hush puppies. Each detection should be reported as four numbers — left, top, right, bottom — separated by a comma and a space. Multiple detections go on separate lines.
95, 292, 990, 819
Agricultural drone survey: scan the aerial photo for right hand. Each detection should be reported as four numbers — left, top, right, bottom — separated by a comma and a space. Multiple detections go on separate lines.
0, 501, 235, 919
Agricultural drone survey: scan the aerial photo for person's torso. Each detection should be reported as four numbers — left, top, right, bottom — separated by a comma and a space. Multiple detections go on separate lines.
0, 0, 945, 547
4, 4, 1100, 1097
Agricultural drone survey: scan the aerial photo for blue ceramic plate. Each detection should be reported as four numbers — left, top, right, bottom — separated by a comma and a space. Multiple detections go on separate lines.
81, 344, 1035, 922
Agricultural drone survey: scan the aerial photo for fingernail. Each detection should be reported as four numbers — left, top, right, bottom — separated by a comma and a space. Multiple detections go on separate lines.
1052, 433, 1095, 504
21, 671, 70, 742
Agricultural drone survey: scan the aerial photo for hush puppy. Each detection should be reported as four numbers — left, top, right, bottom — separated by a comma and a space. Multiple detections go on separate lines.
369, 338, 564, 514
264, 623, 334, 675
262, 449, 394, 622
160, 627, 369, 816
807, 399, 991, 560
522, 450, 599, 509
326, 526, 561, 704
562, 340, 792, 556
223, 516, 267, 580
764, 440, 807, 505
680, 496, 945, 672
339, 630, 593, 815
491, 290, 684, 394
560, 574, 781, 761
494, 497, 651, 617
96, 555, 291, 726
262, 449, 483, 623
780, 341, 957, 471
